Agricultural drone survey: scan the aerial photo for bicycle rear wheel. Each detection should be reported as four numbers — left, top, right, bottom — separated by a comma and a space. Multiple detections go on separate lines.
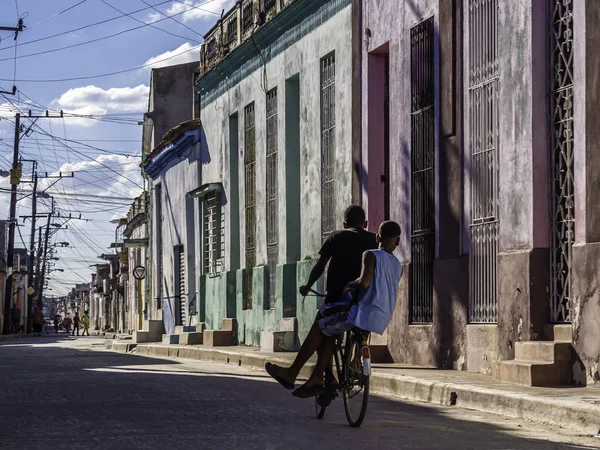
342, 333, 370, 427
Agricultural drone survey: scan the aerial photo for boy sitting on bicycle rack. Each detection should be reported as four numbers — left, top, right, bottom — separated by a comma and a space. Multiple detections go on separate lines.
266, 220, 403, 398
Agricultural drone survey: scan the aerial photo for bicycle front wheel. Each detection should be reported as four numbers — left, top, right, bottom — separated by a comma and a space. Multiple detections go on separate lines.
342, 334, 369, 427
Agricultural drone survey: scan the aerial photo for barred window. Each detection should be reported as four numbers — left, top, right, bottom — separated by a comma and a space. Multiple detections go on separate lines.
203, 191, 224, 276
264, 0, 276, 14
409, 17, 435, 324
242, 0, 254, 32
320, 53, 336, 241
155, 183, 163, 309
227, 14, 237, 45
244, 102, 256, 309
206, 38, 217, 59
266, 88, 278, 308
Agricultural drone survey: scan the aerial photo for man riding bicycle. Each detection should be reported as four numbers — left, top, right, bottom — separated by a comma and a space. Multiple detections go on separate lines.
266, 205, 377, 397
267, 220, 403, 398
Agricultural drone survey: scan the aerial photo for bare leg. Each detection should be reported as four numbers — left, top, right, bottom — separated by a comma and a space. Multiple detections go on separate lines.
275, 320, 323, 385
301, 336, 335, 388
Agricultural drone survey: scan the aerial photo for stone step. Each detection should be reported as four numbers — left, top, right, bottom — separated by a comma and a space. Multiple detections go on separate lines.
195, 322, 206, 332
544, 324, 572, 342
260, 331, 297, 352
148, 320, 164, 334
162, 334, 180, 345
514, 341, 572, 363
279, 318, 297, 332
222, 318, 237, 332
203, 330, 234, 347
369, 344, 392, 363
132, 330, 162, 344
494, 360, 572, 386
179, 332, 203, 345
175, 325, 196, 334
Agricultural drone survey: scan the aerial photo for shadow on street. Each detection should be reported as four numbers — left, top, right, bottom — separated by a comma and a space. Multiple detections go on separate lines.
0, 337, 596, 450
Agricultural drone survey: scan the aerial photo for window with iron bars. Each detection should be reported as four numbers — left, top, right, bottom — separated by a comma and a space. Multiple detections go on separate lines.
468, 0, 499, 324
155, 183, 163, 309
266, 88, 278, 309
409, 17, 435, 324
244, 102, 256, 309
320, 53, 336, 242
264, 0, 276, 14
548, 0, 574, 323
203, 191, 224, 276
206, 38, 217, 60
242, 0, 254, 32
227, 14, 237, 46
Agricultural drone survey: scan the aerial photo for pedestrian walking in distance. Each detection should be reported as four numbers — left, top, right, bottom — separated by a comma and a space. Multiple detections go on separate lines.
72, 312, 80, 336
81, 311, 90, 336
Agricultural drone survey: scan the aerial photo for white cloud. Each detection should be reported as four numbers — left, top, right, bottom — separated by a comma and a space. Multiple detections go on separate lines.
56, 85, 149, 113
166, 0, 235, 22
51, 154, 144, 199
61, 105, 108, 127
146, 12, 161, 23
143, 42, 199, 69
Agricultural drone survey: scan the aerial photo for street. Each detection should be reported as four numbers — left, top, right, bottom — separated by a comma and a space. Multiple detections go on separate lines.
0, 336, 598, 450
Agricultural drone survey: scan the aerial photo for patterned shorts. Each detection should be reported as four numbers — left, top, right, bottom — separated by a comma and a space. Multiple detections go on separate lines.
318, 311, 354, 337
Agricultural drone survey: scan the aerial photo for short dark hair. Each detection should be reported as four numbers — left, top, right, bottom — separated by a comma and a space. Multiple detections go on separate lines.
344, 205, 366, 226
379, 220, 401, 240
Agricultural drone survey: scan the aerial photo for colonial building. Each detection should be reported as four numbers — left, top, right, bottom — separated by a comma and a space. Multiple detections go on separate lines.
358, 0, 600, 386
139, 60, 200, 337
195, 0, 353, 346
123, 193, 150, 333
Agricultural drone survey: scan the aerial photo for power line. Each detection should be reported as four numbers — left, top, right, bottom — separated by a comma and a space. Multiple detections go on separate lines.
23, 0, 89, 32
0, 0, 173, 52
0, 42, 201, 83
99, 0, 201, 44
0, 0, 220, 63
140, 0, 204, 38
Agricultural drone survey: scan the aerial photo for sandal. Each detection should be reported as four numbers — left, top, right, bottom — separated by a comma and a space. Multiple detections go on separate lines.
265, 362, 295, 390
292, 384, 327, 398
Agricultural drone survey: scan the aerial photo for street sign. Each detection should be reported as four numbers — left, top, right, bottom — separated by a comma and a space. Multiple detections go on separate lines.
133, 265, 146, 280
27, 286, 35, 295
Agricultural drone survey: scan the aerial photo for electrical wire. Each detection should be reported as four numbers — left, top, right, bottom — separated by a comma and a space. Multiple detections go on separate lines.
0, 0, 219, 63
140, 0, 204, 38
0, 0, 173, 52
21, 0, 89, 33
99, 0, 201, 44
0, 42, 201, 83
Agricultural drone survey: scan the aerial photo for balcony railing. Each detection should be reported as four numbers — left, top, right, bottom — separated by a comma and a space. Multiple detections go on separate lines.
200, 0, 294, 77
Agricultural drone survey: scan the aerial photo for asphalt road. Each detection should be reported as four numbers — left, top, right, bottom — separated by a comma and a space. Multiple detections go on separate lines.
0, 335, 598, 450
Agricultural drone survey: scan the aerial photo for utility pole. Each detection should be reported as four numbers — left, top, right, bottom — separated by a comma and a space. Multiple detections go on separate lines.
2, 114, 21, 335
38, 200, 53, 311
20, 168, 73, 329
0, 19, 24, 96
26, 169, 37, 332
2, 110, 64, 334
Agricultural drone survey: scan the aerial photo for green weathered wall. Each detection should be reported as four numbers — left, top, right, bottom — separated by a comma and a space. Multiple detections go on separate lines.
198, 259, 322, 346
295, 259, 324, 342
200, 272, 236, 330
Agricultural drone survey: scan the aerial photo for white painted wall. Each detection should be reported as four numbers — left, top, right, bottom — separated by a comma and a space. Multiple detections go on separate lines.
199, 5, 353, 273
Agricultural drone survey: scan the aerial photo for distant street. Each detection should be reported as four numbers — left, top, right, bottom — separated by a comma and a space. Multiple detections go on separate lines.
0, 336, 597, 450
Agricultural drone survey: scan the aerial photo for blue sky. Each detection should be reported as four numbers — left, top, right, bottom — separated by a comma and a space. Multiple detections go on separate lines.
0, 0, 233, 296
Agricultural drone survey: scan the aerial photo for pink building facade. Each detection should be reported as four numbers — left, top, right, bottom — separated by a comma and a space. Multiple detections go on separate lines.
357, 0, 600, 386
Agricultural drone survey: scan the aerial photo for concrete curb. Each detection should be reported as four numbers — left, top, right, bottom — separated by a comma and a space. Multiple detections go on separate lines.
0, 334, 33, 342
112, 343, 600, 436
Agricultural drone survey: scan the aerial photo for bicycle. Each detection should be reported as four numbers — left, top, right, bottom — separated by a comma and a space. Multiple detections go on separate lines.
305, 289, 371, 428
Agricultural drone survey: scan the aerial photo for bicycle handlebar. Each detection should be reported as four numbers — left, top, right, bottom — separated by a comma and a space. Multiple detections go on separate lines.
304, 288, 327, 297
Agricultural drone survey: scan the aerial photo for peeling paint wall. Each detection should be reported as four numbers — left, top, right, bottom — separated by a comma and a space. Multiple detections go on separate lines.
196, 2, 353, 341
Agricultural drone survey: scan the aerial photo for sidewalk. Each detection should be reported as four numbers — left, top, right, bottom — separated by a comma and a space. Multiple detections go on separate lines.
111, 341, 600, 436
